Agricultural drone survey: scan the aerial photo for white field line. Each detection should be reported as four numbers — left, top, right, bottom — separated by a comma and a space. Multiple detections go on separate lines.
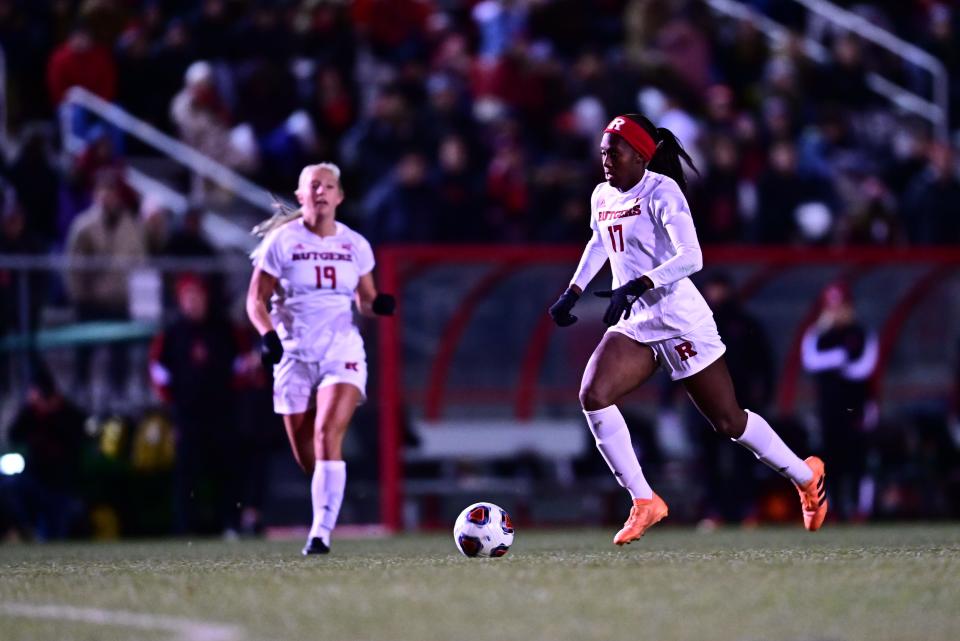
0, 602, 244, 641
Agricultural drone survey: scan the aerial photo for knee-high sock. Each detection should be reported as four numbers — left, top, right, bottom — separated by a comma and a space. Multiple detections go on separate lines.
584, 405, 653, 500
735, 410, 813, 486
308, 463, 326, 540
320, 461, 347, 542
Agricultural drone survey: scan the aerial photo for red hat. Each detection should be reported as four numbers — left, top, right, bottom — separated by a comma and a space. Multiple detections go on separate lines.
174, 272, 207, 297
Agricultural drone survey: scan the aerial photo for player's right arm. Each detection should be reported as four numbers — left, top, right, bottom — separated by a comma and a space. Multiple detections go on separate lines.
246, 267, 284, 366
569, 229, 608, 293
549, 185, 608, 327
246, 267, 277, 336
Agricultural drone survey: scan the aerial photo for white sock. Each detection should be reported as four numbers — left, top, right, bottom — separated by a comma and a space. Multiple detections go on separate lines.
735, 410, 813, 486
584, 405, 653, 500
319, 460, 346, 542
307, 463, 327, 541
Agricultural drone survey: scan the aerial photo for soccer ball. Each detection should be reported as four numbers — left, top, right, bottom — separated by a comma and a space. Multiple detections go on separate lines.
453, 502, 515, 558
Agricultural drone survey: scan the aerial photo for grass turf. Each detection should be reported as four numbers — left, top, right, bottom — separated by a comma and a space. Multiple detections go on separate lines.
1, 524, 958, 641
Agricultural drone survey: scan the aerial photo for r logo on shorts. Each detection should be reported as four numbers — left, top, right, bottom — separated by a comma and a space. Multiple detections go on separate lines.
345, 362, 359, 371
674, 341, 698, 361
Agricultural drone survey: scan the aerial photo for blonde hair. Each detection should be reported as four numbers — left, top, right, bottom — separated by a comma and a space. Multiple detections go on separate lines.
250, 162, 343, 239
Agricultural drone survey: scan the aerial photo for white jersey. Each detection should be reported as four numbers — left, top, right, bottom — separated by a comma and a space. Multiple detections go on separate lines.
570, 170, 713, 340
255, 219, 375, 361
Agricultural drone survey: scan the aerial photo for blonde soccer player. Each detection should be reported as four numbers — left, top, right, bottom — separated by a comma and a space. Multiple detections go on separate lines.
247, 163, 395, 555
548, 114, 827, 545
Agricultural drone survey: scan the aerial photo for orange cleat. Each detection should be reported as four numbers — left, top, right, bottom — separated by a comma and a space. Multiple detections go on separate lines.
613, 493, 669, 546
795, 456, 828, 531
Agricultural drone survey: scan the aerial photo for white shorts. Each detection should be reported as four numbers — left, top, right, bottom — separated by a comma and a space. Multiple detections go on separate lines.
272, 353, 367, 415
609, 318, 726, 381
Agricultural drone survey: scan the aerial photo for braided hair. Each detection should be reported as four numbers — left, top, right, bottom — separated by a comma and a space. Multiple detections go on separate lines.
623, 113, 699, 195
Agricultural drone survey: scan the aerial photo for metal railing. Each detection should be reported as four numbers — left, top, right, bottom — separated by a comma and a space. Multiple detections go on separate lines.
61, 87, 275, 212
704, 0, 951, 141
0, 253, 255, 420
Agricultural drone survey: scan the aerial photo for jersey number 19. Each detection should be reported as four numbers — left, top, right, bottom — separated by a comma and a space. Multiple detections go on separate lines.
315, 265, 337, 289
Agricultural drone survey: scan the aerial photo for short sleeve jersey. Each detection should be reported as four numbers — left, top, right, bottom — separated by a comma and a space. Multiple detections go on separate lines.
590, 170, 713, 340
255, 220, 375, 360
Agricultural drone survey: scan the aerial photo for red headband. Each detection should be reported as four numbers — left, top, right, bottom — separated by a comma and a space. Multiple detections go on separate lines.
603, 116, 657, 161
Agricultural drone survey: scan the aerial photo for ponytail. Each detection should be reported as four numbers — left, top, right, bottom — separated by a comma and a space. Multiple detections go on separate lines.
251, 195, 302, 239
623, 114, 699, 195
649, 127, 698, 195
249, 195, 301, 260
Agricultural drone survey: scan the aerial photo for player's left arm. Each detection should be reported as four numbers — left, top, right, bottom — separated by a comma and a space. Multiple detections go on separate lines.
642, 186, 703, 289
355, 272, 395, 318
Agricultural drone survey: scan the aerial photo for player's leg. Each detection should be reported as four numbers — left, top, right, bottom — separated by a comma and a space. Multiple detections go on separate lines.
272, 357, 329, 553
305, 382, 362, 552
580, 331, 668, 544
284, 408, 337, 554
315, 382, 362, 461
580, 331, 659, 498
681, 356, 827, 530
283, 409, 317, 474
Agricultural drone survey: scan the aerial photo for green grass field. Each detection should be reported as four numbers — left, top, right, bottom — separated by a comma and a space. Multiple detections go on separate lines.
1, 524, 958, 641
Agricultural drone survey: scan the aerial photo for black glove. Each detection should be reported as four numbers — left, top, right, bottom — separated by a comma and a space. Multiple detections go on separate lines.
548, 287, 580, 327
260, 330, 284, 367
372, 293, 396, 316
595, 278, 651, 326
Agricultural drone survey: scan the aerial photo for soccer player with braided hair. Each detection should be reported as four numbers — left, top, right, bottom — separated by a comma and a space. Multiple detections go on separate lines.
247, 162, 395, 555
548, 114, 827, 545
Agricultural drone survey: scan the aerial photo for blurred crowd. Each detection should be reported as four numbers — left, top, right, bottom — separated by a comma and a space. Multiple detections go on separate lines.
0, 0, 957, 252
1, 0, 959, 539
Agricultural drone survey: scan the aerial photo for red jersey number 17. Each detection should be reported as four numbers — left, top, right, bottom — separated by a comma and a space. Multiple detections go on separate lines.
607, 224, 625, 252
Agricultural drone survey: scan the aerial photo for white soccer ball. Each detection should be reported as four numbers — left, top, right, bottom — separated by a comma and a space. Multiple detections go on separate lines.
453, 502, 515, 558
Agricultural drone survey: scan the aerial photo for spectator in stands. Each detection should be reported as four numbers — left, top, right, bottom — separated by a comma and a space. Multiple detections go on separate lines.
813, 34, 875, 111
170, 60, 259, 174
471, 0, 527, 61
340, 85, 423, 190
352, 0, 432, 63
149, 273, 247, 535
753, 140, 835, 244
693, 134, 745, 244
115, 24, 166, 128
838, 175, 903, 246
901, 143, 960, 245
150, 17, 196, 115
4, 360, 89, 540
61, 125, 136, 237
0, 186, 45, 392
6, 126, 60, 247
160, 205, 224, 311
432, 135, 489, 243
232, 2, 289, 64
305, 66, 356, 148
883, 118, 932, 196
802, 283, 879, 521
486, 136, 531, 242
363, 152, 438, 244
189, 0, 233, 62
46, 21, 117, 108
46, 20, 120, 152
233, 59, 320, 190
162, 206, 216, 258
65, 169, 146, 400
0, 0, 55, 127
